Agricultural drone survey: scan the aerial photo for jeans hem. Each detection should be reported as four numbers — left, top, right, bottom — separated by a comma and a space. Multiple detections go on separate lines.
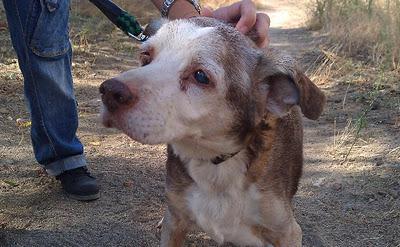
45, 154, 87, 176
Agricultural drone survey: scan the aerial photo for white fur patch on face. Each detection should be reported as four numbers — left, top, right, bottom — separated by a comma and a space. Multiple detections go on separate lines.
185, 152, 265, 246
156, 23, 214, 42
147, 21, 215, 49
102, 20, 236, 149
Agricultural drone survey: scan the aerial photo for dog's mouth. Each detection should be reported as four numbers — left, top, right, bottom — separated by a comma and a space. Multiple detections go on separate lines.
100, 104, 171, 145
100, 106, 130, 136
100, 106, 114, 128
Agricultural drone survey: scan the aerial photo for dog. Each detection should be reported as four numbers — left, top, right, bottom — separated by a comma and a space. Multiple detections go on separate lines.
100, 17, 326, 247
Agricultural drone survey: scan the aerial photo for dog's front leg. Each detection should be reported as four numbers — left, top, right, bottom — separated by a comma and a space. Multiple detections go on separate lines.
160, 208, 188, 247
277, 219, 302, 247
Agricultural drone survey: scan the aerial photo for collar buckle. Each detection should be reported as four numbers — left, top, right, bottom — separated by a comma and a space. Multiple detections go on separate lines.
211, 151, 240, 165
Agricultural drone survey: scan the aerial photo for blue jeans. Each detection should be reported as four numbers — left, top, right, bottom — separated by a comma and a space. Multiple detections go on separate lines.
3, 0, 87, 176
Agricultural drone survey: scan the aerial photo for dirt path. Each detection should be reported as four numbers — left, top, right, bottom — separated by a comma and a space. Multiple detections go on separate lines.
1, 1, 399, 246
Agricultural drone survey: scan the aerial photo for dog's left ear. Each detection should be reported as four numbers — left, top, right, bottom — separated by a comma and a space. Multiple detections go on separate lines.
255, 51, 326, 120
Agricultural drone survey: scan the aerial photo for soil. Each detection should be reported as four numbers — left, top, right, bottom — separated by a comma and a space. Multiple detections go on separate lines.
0, 1, 399, 247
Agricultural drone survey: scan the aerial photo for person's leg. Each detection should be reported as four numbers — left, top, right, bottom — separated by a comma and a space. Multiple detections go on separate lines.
3, 0, 99, 200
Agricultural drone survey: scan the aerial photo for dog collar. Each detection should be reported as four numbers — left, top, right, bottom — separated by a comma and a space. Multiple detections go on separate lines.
211, 151, 240, 165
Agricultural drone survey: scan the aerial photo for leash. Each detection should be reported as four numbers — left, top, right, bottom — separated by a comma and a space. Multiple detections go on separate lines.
88, 0, 148, 42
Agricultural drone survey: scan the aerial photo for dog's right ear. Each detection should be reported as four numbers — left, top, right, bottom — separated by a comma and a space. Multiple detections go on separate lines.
143, 19, 168, 37
293, 69, 326, 120
254, 54, 300, 118
254, 50, 326, 120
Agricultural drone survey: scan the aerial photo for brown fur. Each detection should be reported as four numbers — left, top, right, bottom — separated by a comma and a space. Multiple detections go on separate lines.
294, 71, 326, 120
160, 19, 325, 247
102, 17, 326, 247
163, 108, 305, 247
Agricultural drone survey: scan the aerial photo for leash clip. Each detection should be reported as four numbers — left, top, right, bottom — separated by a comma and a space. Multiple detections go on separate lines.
89, 0, 149, 43
127, 31, 148, 42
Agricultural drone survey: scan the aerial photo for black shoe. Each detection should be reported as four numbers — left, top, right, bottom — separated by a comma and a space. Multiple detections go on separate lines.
56, 167, 100, 201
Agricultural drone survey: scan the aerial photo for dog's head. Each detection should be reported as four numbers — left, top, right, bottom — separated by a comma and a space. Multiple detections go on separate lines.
100, 17, 325, 157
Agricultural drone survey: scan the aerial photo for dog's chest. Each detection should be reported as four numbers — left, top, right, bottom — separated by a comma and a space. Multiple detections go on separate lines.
185, 156, 265, 246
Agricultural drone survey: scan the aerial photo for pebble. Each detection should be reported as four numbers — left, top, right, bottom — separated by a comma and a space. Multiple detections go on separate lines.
388, 190, 399, 199
331, 182, 343, 191
4, 159, 14, 165
0, 107, 8, 114
371, 101, 380, 110
82, 99, 101, 108
123, 180, 134, 188
374, 157, 384, 166
343, 202, 355, 212
313, 177, 325, 187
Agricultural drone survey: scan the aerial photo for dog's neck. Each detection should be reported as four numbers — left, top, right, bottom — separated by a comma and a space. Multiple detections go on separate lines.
170, 135, 244, 164
170, 115, 278, 166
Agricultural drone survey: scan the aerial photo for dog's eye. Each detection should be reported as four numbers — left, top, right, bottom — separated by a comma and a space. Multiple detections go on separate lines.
193, 70, 209, 85
140, 51, 151, 66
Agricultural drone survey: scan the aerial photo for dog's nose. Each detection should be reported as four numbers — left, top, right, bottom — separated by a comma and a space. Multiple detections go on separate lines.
99, 79, 135, 112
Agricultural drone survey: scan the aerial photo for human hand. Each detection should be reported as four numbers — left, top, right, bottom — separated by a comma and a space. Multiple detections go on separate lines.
201, 0, 270, 48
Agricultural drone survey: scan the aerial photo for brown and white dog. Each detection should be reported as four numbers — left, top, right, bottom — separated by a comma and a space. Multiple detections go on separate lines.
100, 17, 326, 247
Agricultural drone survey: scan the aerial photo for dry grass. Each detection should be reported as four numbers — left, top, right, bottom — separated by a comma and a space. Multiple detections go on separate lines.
310, 43, 400, 164
309, 0, 400, 70
307, 0, 400, 164
70, 0, 250, 17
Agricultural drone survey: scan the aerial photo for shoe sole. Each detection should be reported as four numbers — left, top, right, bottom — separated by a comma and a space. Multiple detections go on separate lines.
67, 192, 100, 201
